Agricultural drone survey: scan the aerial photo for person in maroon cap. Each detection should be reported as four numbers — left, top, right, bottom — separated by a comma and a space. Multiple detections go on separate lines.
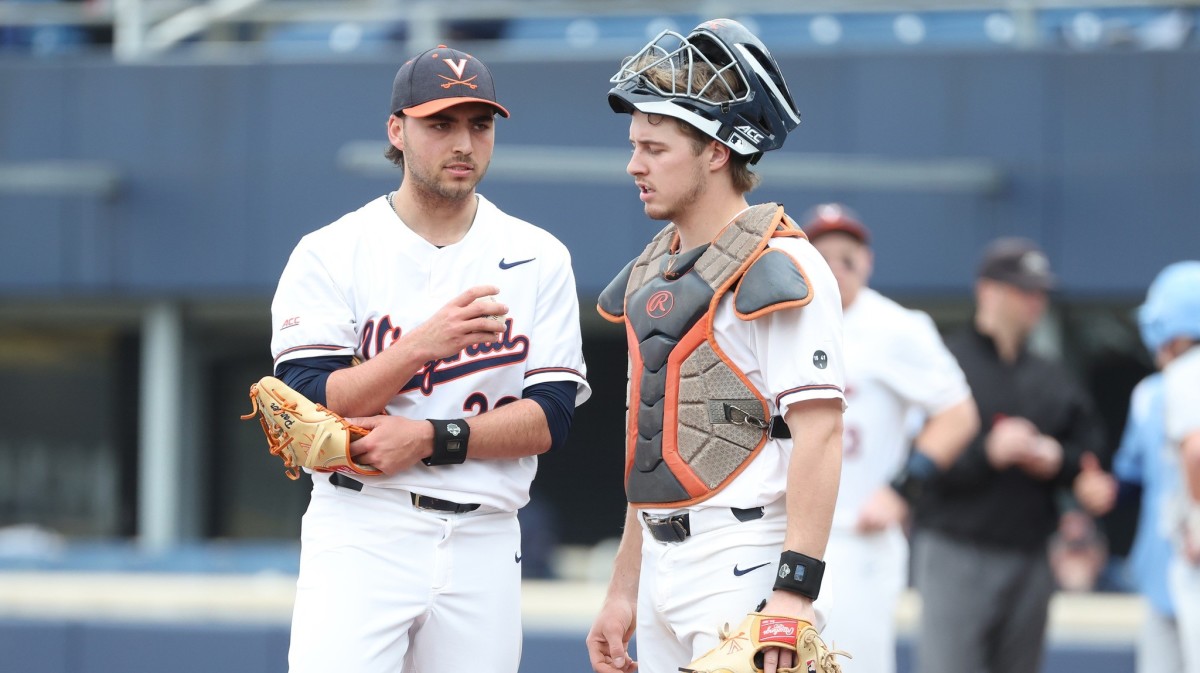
803, 203, 979, 673
910, 237, 1106, 673
269, 45, 590, 673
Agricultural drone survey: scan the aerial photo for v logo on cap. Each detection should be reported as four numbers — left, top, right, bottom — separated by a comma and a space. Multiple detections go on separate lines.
445, 58, 468, 79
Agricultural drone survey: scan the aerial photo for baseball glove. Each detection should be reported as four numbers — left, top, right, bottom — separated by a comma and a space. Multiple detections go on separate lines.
241, 375, 381, 480
680, 612, 849, 673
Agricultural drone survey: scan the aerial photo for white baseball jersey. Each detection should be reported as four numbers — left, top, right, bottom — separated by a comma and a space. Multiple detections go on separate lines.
270, 193, 590, 511
820, 287, 969, 673
1164, 346, 1200, 540
641, 233, 846, 516
831, 287, 970, 531
1164, 346, 1200, 475
1163, 346, 1200, 673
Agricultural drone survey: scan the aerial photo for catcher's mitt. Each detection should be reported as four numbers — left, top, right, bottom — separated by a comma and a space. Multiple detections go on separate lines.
681, 612, 849, 673
241, 375, 381, 480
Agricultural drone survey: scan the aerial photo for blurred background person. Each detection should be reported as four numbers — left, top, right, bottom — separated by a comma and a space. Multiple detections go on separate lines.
1048, 508, 1109, 592
1073, 271, 1185, 671
1143, 261, 1200, 672
912, 237, 1107, 673
802, 203, 978, 673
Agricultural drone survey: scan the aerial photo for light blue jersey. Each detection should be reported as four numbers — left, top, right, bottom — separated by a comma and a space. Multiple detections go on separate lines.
1114, 373, 1177, 616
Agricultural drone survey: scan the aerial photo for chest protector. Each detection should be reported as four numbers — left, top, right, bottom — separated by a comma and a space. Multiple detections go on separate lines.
597, 204, 815, 507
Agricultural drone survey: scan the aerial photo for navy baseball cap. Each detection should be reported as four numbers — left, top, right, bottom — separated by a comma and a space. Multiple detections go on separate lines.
977, 237, 1056, 292
390, 44, 510, 118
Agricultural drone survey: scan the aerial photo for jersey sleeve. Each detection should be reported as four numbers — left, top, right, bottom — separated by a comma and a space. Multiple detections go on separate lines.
761, 240, 845, 413
270, 235, 358, 367
1112, 374, 1161, 484
1164, 350, 1200, 444
879, 310, 971, 416
523, 238, 591, 406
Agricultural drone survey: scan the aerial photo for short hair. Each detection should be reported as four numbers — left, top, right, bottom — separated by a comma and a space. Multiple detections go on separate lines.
635, 54, 760, 193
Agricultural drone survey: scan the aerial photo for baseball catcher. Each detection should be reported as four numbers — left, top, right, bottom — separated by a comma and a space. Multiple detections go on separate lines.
681, 612, 849, 673
241, 375, 381, 479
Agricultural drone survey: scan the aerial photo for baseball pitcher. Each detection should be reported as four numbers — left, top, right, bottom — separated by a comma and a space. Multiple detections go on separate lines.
267, 45, 589, 673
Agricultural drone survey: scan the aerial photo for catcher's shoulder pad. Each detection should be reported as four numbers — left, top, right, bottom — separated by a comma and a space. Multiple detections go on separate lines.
732, 247, 814, 321
597, 257, 637, 323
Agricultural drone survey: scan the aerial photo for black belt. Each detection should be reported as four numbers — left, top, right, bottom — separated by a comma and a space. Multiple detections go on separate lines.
412, 494, 480, 514
642, 506, 765, 543
328, 473, 481, 513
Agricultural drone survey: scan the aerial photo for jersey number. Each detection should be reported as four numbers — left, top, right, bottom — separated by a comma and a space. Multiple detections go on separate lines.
464, 392, 519, 415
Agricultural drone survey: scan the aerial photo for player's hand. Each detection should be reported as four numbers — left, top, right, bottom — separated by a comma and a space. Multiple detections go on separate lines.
401, 285, 508, 362
586, 597, 638, 673
985, 416, 1038, 470
758, 591, 816, 673
344, 415, 433, 474
1014, 435, 1064, 480
855, 486, 908, 533
1073, 452, 1117, 516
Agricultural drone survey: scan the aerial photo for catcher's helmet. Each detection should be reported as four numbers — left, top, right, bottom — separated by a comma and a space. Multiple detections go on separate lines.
1138, 260, 1200, 354
608, 18, 801, 163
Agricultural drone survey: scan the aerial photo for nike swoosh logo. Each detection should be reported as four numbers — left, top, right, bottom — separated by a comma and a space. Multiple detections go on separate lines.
732, 562, 770, 577
499, 257, 535, 270
515, 552, 523, 563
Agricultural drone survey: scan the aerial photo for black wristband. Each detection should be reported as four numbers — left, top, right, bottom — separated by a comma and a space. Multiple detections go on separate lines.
773, 550, 825, 600
889, 448, 940, 505
423, 419, 470, 466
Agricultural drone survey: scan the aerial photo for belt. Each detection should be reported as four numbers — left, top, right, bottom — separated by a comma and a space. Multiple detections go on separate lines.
328, 472, 481, 513
642, 506, 765, 544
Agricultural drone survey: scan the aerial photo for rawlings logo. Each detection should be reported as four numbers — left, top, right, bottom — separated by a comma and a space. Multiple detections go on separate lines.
758, 619, 797, 645
646, 290, 674, 318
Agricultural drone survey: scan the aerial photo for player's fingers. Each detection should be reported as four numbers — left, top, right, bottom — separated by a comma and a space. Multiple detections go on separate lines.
456, 285, 502, 306
762, 647, 779, 673
599, 625, 630, 670
1080, 451, 1102, 473
474, 298, 508, 318
466, 320, 506, 338
605, 641, 628, 669
585, 638, 622, 673
346, 416, 380, 431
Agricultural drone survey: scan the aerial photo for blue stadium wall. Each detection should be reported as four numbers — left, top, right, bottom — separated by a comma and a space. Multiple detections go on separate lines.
0, 616, 1134, 673
0, 46, 1177, 673
1, 47, 1198, 301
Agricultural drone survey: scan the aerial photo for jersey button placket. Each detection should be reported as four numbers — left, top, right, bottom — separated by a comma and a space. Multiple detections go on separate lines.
428, 246, 460, 300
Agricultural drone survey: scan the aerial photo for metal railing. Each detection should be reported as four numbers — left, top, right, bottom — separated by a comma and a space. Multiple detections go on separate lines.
0, 0, 1197, 60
